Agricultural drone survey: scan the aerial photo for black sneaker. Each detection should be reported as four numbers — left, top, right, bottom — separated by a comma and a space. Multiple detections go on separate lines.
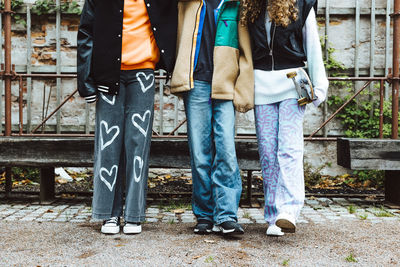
213, 221, 244, 235
194, 219, 213, 235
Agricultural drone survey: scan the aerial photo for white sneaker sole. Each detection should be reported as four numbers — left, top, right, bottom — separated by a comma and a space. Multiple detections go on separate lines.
222, 228, 235, 234
276, 218, 296, 233
194, 228, 212, 234
212, 225, 221, 233
212, 225, 243, 235
101, 226, 120, 235
266, 226, 284, 236
213, 225, 232, 234
123, 225, 142, 234
266, 232, 284, 236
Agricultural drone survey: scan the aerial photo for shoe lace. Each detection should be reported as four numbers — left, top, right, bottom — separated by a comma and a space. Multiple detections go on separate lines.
105, 217, 118, 224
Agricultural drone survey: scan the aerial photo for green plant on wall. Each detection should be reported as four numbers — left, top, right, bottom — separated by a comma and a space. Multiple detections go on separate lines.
32, 0, 81, 15
328, 92, 396, 139
0, 0, 81, 25
0, 0, 24, 10
322, 35, 397, 140
32, 0, 56, 15
61, 0, 81, 15
0, 0, 26, 26
322, 37, 392, 186
321, 36, 351, 87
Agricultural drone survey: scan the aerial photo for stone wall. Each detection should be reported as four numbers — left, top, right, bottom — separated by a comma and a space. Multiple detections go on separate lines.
2, 0, 395, 175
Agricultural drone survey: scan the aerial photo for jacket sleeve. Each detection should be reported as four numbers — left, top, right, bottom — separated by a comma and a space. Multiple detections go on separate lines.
233, 23, 255, 113
303, 8, 329, 107
77, 0, 97, 99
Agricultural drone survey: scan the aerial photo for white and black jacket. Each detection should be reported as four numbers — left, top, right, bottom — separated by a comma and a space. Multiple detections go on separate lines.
77, 0, 177, 102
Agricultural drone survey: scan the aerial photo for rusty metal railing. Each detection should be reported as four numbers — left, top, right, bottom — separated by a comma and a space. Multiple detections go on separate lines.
308, 77, 391, 139
1, 73, 394, 143
1, 6, 399, 138
2, 0, 399, 140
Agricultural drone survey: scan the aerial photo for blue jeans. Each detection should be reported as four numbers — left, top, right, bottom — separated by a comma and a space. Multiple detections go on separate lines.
184, 80, 242, 225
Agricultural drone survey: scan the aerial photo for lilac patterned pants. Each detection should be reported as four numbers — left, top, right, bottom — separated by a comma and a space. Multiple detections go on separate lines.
255, 98, 306, 225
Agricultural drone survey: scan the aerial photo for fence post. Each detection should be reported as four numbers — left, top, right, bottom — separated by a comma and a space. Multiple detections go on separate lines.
386, 0, 392, 99
0, 12, 3, 134
393, 0, 400, 139
27, 6, 33, 132
4, 0, 12, 197
56, 0, 62, 133
323, 0, 330, 137
4, 0, 11, 136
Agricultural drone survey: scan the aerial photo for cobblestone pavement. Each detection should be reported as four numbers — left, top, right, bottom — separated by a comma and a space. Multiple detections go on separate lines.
0, 197, 399, 224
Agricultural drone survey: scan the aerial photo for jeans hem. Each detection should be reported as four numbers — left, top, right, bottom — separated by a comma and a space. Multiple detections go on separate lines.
215, 217, 237, 225
195, 217, 213, 223
124, 215, 146, 223
92, 212, 121, 220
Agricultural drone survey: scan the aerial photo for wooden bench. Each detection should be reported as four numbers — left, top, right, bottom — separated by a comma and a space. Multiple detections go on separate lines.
0, 136, 260, 203
337, 138, 400, 204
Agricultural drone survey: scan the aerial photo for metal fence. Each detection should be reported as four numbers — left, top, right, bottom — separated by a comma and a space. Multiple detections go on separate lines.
1, 0, 399, 139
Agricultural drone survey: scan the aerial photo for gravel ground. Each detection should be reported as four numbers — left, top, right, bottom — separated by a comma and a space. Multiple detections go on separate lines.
1, 221, 399, 266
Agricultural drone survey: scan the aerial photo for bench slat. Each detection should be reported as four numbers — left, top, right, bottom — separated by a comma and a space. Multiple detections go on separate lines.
337, 138, 400, 170
0, 137, 261, 170
0, 137, 94, 167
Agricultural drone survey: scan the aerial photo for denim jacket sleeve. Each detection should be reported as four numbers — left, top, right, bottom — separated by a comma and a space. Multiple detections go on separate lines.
77, 0, 97, 98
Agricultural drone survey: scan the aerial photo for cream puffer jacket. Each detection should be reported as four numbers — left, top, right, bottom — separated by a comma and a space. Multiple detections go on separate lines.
170, 0, 254, 113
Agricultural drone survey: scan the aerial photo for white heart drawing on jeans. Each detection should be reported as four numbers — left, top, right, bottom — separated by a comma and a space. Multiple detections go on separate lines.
132, 110, 151, 137
100, 93, 116, 105
100, 165, 118, 192
100, 120, 120, 151
136, 72, 154, 93
133, 156, 144, 183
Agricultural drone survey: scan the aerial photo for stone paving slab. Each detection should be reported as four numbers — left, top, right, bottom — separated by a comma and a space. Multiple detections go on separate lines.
1, 220, 399, 266
0, 197, 399, 224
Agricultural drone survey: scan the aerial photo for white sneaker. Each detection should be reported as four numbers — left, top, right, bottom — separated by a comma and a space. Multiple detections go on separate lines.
123, 222, 142, 234
101, 217, 120, 234
276, 213, 296, 233
266, 224, 284, 236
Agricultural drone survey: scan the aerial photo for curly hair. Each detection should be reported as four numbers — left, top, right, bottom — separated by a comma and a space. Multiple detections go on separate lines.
240, 0, 298, 27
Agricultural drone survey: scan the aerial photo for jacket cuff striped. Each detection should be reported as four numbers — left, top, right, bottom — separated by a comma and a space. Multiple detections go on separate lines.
97, 85, 110, 93
85, 94, 97, 103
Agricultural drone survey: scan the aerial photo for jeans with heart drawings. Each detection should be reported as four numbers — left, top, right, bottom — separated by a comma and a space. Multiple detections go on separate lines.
92, 69, 155, 223
183, 80, 242, 225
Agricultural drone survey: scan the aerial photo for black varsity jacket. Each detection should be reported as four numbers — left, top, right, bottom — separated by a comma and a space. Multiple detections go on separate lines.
77, 0, 178, 99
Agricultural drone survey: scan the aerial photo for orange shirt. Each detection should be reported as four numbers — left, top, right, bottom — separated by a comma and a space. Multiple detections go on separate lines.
121, 0, 160, 70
